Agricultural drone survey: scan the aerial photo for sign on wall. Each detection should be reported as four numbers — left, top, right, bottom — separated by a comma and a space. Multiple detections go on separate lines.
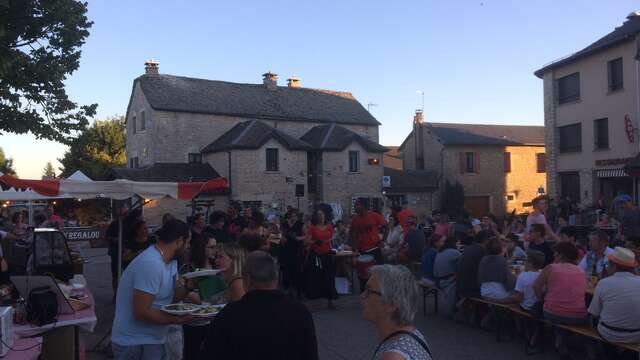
382, 176, 391, 188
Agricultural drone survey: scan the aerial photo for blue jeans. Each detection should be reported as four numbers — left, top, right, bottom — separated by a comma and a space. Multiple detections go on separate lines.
112, 343, 167, 360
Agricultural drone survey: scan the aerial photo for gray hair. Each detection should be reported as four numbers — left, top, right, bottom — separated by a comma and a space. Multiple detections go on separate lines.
244, 251, 279, 283
369, 264, 419, 325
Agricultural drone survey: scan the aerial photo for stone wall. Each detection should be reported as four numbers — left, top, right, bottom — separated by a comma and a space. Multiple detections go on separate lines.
126, 82, 157, 167
205, 139, 308, 212
505, 145, 547, 213
321, 142, 384, 217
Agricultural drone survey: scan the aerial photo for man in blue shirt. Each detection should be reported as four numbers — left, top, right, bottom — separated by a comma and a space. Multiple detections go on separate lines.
112, 219, 195, 359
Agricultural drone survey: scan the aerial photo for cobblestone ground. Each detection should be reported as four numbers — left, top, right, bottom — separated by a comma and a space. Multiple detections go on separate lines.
80, 248, 560, 360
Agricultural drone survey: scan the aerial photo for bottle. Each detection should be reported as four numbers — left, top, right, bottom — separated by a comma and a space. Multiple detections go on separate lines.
14, 297, 26, 325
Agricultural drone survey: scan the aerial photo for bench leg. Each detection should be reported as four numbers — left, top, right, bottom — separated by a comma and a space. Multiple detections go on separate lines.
433, 290, 438, 314
423, 288, 427, 317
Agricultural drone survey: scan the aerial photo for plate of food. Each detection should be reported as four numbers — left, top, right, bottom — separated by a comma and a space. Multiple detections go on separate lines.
183, 269, 223, 279
162, 303, 199, 315
191, 304, 225, 318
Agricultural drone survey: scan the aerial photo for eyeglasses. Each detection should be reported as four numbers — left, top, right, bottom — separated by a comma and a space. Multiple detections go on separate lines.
363, 286, 382, 298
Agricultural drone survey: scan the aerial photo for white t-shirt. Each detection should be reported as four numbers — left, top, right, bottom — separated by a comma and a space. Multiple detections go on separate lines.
515, 271, 540, 310
578, 247, 614, 275
588, 272, 640, 343
526, 212, 547, 233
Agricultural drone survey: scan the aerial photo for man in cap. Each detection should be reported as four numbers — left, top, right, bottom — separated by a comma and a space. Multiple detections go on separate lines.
588, 247, 640, 343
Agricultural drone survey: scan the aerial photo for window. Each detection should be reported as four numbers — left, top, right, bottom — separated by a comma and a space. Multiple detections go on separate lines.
557, 72, 580, 104
536, 153, 546, 173
188, 153, 202, 164
131, 115, 137, 135
594, 118, 609, 149
465, 152, 477, 173
560, 172, 581, 203
143, 147, 149, 158
506, 194, 516, 202
348, 151, 359, 172
140, 110, 146, 131
129, 157, 139, 168
504, 152, 511, 173
608, 57, 623, 92
558, 123, 582, 153
266, 148, 279, 171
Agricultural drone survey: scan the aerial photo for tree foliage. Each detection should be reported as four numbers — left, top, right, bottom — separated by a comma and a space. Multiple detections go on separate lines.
58, 116, 126, 180
0, 146, 16, 175
442, 180, 465, 221
42, 161, 55, 178
0, 0, 97, 144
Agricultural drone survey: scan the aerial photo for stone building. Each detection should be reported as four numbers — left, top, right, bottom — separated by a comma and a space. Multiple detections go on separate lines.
400, 111, 546, 217
535, 12, 640, 207
117, 61, 385, 221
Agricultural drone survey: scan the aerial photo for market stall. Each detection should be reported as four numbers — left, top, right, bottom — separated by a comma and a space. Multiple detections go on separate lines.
0, 172, 228, 359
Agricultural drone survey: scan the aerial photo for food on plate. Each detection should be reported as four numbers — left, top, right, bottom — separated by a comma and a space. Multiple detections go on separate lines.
164, 303, 198, 312
193, 305, 221, 315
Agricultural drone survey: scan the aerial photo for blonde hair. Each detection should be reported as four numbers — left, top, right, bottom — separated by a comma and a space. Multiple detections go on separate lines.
220, 242, 247, 279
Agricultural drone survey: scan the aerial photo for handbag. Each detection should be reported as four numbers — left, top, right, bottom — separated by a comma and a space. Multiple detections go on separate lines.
26, 285, 58, 326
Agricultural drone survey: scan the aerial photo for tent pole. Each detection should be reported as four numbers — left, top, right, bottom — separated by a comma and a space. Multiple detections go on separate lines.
117, 215, 123, 280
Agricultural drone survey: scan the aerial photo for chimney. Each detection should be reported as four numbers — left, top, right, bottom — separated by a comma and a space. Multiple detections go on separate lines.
262, 71, 278, 90
413, 110, 425, 170
144, 59, 159, 75
413, 109, 424, 125
287, 77, 301, 88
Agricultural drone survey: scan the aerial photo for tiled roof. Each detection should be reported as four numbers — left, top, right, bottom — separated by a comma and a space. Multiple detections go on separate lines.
110, 163, 220, 182
400, 123, 544, 149
383, 167, 438, 193
383, 146, 403, 170
535, 14, 640, 77
300, 123, 388, 153
200, 120, 312, 153
134, 74, 380, 126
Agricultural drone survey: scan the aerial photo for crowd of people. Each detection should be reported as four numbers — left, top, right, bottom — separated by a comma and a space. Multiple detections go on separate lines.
419, 195, 640, 360
108, 199, 433, 360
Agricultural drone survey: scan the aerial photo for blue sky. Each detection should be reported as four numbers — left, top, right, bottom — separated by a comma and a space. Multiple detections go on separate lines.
1, 0, 638, 178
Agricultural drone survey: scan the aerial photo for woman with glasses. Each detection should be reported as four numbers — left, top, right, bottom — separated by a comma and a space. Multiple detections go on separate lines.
361, 264, 433, 360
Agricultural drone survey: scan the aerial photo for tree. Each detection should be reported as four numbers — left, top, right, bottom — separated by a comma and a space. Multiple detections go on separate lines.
42, 161, 56, 178
442, 180, 465, 221
58, 116, 126, 180
0, 146, 16, 175
0, 0, 97, 144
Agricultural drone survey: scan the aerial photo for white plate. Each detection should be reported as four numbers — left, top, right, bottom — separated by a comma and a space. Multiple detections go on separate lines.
183, 269, 223, 279
191, 304, 226, 318
161, 303, 199, 315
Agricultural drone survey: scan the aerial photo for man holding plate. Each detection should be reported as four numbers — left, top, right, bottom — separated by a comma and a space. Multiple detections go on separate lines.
111, 219, 196, 360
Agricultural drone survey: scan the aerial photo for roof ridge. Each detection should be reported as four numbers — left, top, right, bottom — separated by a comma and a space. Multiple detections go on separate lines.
428, 122, 543, 128
231, 120, 258, 146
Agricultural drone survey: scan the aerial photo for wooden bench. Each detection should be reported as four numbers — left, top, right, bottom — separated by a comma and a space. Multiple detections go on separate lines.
465, 297, 640, 358
417, 279, 438, 316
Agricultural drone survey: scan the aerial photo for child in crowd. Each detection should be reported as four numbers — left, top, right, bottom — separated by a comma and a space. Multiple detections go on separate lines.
504, 250, 546, 313
503, 234, 526, 265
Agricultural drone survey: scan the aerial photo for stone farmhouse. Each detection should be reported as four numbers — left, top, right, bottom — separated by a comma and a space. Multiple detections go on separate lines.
115, 61, 386, 222
399, 111, 546, 217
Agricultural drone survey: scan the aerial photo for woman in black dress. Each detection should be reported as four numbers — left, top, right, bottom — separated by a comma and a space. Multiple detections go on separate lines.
280, 210, 305, 299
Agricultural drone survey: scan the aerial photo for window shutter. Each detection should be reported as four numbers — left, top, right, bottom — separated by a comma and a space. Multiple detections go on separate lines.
459, 152, 465, 174
504, 152, 511, 173
537, 153, 546, 173
474, 152, 480, 173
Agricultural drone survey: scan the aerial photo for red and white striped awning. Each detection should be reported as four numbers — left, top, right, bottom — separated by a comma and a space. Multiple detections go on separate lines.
0, 173, 227, 200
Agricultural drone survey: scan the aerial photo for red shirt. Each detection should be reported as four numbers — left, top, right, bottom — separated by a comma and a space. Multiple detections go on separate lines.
397, 209, 416, 235
309, 224, 333, 255
351, 211, 386, 252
